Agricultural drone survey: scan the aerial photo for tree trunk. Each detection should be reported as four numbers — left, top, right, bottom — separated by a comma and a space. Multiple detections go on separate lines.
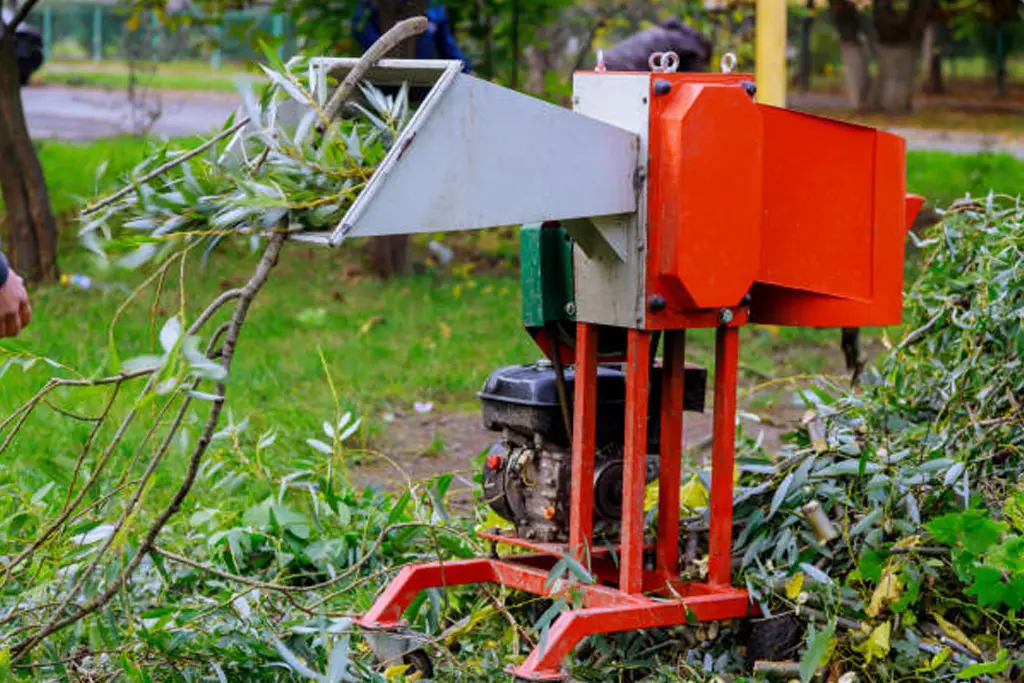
995, 21, 1007, 99
922, 20, 944, 94
797, 0, 814, 90
871, 0, 933, 113
839, 40, 872, 109
0, 31, 58, 285
873, 43, 917, 112
369, 0, 426, 278
830, 0, 872, 110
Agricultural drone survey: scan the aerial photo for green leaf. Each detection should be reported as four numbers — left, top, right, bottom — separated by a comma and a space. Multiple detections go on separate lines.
964, 565, 1006, 607
859, 550, 892, 584
926, 511, 1006, 554
1004, 573, 1024, 611
800, 621, 835, 682
956, 649, 1009, 679
851, 508, 884, 536
815, 459, 883, 477
769, 472, 795, 519
271, 636, 321, 679
1004, 491, 1024, 533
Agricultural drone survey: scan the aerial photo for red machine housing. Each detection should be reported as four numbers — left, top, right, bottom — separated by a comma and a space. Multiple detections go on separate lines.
645, 71, 920, 329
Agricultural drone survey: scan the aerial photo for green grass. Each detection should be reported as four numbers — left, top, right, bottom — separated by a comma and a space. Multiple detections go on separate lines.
907, 149, 1024, 206
35, 59, 253, 94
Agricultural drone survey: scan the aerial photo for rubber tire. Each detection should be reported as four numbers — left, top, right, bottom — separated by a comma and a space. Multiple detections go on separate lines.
744, 613, 804, 672
402, 649, 434, 678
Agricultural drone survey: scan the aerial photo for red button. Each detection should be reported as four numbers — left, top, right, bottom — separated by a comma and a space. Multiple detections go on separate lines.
486, 454, 503, 470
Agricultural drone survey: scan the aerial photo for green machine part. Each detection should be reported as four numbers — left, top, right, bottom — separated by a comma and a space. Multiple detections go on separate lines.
520, 222, 576, 329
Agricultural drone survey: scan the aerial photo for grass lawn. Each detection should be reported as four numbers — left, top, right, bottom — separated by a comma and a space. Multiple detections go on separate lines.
1, 136, 1022, 475
35, 59, 253, 94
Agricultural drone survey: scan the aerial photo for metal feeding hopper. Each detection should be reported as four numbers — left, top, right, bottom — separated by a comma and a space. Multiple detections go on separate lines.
316, 57, 922, 681
292, 58, 639, 247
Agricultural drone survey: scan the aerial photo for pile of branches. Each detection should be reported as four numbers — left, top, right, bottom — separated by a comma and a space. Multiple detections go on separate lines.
718, 196, 1024, 682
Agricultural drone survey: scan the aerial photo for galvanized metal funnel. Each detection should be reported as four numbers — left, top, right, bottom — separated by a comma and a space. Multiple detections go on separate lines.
293, 58, 639, 247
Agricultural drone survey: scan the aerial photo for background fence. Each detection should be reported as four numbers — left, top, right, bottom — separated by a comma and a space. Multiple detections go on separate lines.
24, 1, 298, 68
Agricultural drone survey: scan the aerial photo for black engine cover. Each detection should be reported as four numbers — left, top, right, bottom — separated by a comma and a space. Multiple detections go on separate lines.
478, 361, 707, 449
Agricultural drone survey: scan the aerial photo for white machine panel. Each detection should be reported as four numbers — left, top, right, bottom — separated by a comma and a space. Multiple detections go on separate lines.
571, 72, 652, 329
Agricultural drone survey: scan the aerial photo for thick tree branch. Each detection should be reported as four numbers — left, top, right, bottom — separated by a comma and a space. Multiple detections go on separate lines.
318, 16, 428, 133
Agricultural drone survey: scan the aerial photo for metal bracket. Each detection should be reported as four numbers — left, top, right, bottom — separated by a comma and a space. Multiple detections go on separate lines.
562, 216, 630, 262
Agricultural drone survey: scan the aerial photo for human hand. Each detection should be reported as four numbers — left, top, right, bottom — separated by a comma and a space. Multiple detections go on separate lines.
0, 270, 31, 338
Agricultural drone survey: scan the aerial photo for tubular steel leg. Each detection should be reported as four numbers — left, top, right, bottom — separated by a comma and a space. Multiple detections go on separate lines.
510, 591, 752, 680
708, 325, 739, 585
656, 330, 685, 580
569, 322, 599, 560
620, 329, 651, 594
358, 559, 501, 628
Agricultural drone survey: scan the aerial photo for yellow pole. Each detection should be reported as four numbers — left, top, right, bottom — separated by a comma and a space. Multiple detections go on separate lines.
755, 0, 788, 107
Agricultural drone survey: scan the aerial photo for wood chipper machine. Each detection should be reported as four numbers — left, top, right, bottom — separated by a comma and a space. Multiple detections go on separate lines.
293, 54, 924, 680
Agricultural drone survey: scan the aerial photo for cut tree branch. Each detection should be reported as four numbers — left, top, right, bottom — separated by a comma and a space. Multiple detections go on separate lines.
318, 16, 428, 133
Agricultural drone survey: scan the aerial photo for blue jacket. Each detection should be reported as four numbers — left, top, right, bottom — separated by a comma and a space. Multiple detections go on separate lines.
352, 2, 471, 74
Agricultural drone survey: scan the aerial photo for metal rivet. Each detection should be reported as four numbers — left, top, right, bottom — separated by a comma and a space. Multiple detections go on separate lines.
564, 302, 576, 317
718, 308, 734, 325
741, 293, 752, 306
740, 81, 757, 98
653, 79, 672, 95
647, 295, 667, 313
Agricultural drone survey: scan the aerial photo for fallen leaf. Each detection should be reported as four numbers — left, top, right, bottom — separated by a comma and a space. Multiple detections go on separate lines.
933, 613, 982, 656
440, 322, 451, 340
866, 564, 903, 617
786, 572, 805, 600
358, 316, 384, 335
857, 621, 891, 663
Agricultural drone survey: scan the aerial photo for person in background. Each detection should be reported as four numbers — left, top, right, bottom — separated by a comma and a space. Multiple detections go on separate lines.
601, 18, 712, 73
0, 246, 31, 338
352, 1, 472, 74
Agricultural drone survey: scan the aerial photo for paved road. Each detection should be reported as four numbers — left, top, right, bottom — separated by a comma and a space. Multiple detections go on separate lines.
891, 127, 1024, 159
22, 84, 1024, 160
23, 85, 239, 140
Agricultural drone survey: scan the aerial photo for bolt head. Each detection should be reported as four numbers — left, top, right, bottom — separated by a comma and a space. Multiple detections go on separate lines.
740, 80, 757, 98
653, 79, 672, 95
718, 308, 734, 325
564, 301, 577, 317
647, 295, 667, 313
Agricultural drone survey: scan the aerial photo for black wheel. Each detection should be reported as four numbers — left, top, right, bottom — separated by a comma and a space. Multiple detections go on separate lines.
402, 649, 434, 678
744, 613, 804, 672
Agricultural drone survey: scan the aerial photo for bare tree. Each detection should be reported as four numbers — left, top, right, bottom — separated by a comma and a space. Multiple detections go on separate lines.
0, 0, 58, 285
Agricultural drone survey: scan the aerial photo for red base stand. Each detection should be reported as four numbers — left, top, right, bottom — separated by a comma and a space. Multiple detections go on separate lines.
356, 320, 754, 680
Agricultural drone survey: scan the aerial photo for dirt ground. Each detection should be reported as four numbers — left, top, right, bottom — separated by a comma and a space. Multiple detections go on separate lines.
350, 402, 805, 501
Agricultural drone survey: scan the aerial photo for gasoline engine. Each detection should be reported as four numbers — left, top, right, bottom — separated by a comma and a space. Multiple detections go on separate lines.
478, 360, 706, 543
